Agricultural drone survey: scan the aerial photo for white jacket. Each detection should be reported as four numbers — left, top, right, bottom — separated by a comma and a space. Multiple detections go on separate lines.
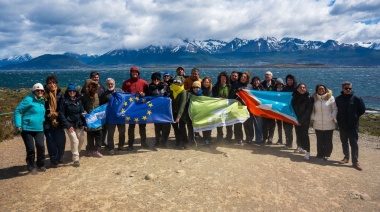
311, 89, 338, 130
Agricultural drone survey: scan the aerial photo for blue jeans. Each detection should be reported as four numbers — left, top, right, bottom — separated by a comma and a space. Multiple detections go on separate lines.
21, 131, 45, 168
45, 128, 66, 165
253, 116, 263, 143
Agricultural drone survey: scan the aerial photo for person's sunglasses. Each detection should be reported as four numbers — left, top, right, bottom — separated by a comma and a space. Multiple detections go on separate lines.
35, 90, 44, 93
344, 87, 352, 90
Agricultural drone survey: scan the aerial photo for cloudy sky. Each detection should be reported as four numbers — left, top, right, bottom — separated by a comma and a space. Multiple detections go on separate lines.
0, 0, 379, 58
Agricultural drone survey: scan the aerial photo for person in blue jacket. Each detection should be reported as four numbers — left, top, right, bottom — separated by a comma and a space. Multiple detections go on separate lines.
14, 83, 46, 175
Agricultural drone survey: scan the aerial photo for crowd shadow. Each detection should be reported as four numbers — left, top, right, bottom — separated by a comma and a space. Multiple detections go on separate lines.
0, 165, 29, 180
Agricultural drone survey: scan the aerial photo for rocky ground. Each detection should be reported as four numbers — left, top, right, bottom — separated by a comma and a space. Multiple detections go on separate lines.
0, 126, 379, 211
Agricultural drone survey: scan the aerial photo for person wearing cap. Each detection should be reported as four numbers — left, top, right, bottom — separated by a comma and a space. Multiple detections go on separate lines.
148, 72, 171, 148
14, 83, 46, 174
43, 75, 66, 168
170, 76, 188, 149
163, 72, 173, 87
175, 66, 187, 81
59, 83, 85, 167
274, 78, 285, 145
183, 68, 202, 92
122, 66, 149, 150
100, 78, 124, 154
261, 71, 277, 145
82, 79, 103, 157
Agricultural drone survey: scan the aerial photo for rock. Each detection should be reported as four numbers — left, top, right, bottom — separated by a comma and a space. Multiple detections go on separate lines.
223, 153, 229, 158
145, 173, 156, 180
360, 194, 371, 201
176, 170, 186, 174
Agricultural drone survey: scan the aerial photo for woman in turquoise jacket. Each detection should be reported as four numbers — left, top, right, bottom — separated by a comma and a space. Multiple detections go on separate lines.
14, 83, 46, 175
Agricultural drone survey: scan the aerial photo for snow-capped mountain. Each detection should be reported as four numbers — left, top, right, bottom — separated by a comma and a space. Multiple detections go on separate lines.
0, 54, 32, 66
63, 52, 99, 64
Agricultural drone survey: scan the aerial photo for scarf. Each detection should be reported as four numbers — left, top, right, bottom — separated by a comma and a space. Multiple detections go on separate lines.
170, 84, 184, 99
47, 89, 59, 127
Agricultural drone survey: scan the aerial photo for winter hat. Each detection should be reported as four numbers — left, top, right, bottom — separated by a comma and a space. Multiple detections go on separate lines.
173, 76, 183, 85
130, 66, 140, 75
164, 72, 170, 76
151, 72, 161, 81
276, 78, 284, 85
32, 83, 44, 91
67, 83, 76, 91
192, 81, 201, 88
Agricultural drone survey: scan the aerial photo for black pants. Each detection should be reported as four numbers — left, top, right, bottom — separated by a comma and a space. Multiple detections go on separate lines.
107, 124, 126, 150
339, 128, 359, 163
44, 128, 66, 165
222, 126, 234, 141
87, 130, 102, 152
187, 122, 195, 143
21, 131, 45, 168
233, 123, 243, 142
243, 114, 254, 142
202, 130, 212, 142
276, 120, 283, 143
154, 123, 171, 144
295, 125, 310, 152
262, 118, 275, 142
315, 130, 333, 157
283, 122, 294, 147
128, 124, 146, 147
172, 119, 187, 146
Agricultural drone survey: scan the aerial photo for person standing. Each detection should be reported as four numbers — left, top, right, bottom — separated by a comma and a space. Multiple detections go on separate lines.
250, 76, 264, 144
292, 83, 314, 160
100, 78, 125, 154
121, 66, 149, 150
183, 68, 202, 92
44, 75, 66, 168
81, 71, 105, 97
261, 71, 276, 144
239, 72, 254, 144
227, 71, 243, 144
282, 74, 298, 149
336, 81, 366, 171
201, 77, 213, 145
311, 84, 337, 161
14, 83, 46, 174
212, 71, 231, 141
59, 83, 85, 167
275, 78, 285, 145
147, 72, 171, 148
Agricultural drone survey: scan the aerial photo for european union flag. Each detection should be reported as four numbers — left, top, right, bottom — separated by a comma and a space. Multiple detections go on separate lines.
106, 92, 174, 124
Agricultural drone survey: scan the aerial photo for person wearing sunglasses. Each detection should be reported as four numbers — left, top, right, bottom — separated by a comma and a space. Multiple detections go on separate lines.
335, 81, 366, 171
14, 83, 46, 174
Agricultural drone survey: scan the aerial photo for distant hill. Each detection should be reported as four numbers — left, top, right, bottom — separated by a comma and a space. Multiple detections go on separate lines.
0, 54, 87, 70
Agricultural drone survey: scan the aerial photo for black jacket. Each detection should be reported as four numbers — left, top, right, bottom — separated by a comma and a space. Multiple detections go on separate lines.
335, 92, 366, 129
147, 82, 169, 97
292, 91, 314, 126
59, 96, 86, 129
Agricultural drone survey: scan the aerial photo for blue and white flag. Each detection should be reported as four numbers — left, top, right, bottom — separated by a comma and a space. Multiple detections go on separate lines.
106, 92, 174, 124
85, 104, 107, 129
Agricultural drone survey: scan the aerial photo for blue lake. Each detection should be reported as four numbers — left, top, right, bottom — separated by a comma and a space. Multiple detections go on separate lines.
0, 68, 379, 110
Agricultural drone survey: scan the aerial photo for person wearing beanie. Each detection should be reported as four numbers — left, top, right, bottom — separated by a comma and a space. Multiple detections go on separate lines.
147, 72, 171, 148
14, 83, 46, 174
59, 83, 85, 167
122, 66, 149, 150
170, 76, 188, 149
100, 78, 125, 154
44, 75, 66, 168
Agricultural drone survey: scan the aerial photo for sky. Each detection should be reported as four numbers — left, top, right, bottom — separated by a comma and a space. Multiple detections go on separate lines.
0, 0, 380, 58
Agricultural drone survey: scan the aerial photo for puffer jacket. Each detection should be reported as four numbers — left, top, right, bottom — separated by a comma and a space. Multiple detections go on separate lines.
292, 90, 314, 126
311, 89, 338, 130
59, 96, 85, 129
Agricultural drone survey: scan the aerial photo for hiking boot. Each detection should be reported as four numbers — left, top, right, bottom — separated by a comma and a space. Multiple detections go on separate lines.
353, 162, 362, 171
37, 166, 47, 172
73, 161, 80, 167
92, 151, 103, 158
29, 168, 38, 175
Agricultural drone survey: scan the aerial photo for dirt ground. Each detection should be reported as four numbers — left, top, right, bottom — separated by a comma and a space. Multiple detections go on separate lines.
0, 125, 379, 211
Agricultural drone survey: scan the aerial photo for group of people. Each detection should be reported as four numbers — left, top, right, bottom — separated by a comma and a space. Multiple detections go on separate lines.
14, 66, 366, 174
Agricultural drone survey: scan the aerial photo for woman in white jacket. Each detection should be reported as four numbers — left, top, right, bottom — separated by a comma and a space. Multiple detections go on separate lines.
311, 84, 338, 160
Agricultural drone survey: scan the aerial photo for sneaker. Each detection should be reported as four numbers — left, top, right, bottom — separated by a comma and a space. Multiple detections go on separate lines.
304, 152, 310, 160
73, 161, 80, 167
29, 168, 38, 175
109, 149, 115, 155
92, 151, 103, 158
294, 147, 301, 153
37, 166, 47, 172
238, 140, 243, 145
299, 148, 307, 154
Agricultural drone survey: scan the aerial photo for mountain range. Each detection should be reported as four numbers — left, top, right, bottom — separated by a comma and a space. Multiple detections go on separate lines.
1, 37, 380, 69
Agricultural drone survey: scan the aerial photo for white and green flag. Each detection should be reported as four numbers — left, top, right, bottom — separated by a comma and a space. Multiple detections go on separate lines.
189, 95, 250, 132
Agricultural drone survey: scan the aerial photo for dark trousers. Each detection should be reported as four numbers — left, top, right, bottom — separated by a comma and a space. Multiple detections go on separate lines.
202, 130, 212, 141
276, 120, 283, 143
21, 131, 45, 168
128, 124, 146, 147
295, 125, 310, 152
315, 130, 333, 157
44, 128, 66, 165
171, 119, 188, 146
87, 130, 102, 152
243, 114, 254, 142
220, 126, 233, 141
283, 122, 294, 147
339, 128, 359, 163
154, 123, 171, 144
107, 124, 126, 150
233, 123, 243, 142
253, 116, 263, 143
187, 122, 195, 143
262, 118, 275, 142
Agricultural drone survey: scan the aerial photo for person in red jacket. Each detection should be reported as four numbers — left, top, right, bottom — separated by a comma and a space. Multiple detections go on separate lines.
121, 66, 149, 150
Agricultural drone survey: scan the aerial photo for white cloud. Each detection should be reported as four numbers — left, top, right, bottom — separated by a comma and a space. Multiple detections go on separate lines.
0, 0, 379, 58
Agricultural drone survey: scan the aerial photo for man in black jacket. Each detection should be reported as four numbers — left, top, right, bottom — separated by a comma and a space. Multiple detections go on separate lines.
336, 81, 366, 171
